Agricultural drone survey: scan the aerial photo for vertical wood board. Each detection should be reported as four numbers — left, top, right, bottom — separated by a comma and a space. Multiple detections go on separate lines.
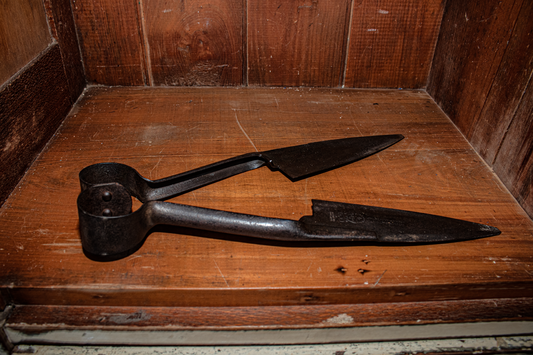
71, 0, 146, 85
248, 0, 351, 87
469, 1, 533, 165
0, 0, 52, 84
44, 0, 86, 102
143, 0, 245, 86
427, 0, 523, 136
493, 78, 533, 219
345, 0, 444, 89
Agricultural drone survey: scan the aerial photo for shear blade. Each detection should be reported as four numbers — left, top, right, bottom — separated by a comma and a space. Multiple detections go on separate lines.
300, 200, 501, 243
263, 134, 404, 180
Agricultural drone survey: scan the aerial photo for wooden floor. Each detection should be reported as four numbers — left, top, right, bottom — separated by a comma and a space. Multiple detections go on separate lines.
1, 87, 532, 331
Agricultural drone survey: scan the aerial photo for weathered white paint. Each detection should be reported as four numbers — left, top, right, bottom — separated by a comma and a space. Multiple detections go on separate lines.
13, 336, 533, 355
6, 321, 533, 346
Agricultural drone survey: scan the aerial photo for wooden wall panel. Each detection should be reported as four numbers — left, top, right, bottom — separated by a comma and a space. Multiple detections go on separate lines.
0, 0, 51, 84
44, 0, 86, 102
0, 44, 73, 206
427, 0, 523, 136
143, 0, 244, 86
248, 0, 351, 87
493, 80, 533, 218
345, 0, 444, 89
469, 1, 533, 164
67, 0, 447, 88
71, 0, 146, 85
427, 0, 533, 219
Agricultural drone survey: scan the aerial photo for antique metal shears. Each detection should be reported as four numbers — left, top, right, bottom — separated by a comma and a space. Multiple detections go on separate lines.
77, 135, 500, 261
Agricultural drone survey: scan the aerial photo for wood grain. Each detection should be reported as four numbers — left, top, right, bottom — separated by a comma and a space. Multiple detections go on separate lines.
143, 0, 244, 86
427, 0, 533, 219
0, 44, 72, 207
71, 0, 146, 85
44, 0, 86, 102
345, 0, 444, 89
469, 1, 533, 165
427, 0, 523, 136
248, 0, 351, 87
0, 87, 531, 309
0, 0, 51, 84
7, 298, 533, 330
493, 76, 533, 219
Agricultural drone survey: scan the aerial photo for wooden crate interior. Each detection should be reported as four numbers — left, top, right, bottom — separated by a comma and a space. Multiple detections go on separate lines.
0, 0, 532, 340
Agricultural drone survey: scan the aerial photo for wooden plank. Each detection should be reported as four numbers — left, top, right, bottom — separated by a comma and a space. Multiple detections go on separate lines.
143, 0, 244, 86
427, 0, 523, 136
469, 1, 533, 165
344, 0, 444, 89
493, 76, 533, 219
0, 0, 51, 84
7, 298, 533, 330
44, 0, 86, 103
0, 44, 72, 207
71, 0, 146, 85
248, 0, 351, 87
0, 87, 531, 308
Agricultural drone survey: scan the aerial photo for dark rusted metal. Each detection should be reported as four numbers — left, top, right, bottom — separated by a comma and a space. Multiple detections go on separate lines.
77, 135, 501, 261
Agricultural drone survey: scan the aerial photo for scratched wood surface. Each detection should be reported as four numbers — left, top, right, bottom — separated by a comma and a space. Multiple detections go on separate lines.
0, 87, 532, 308
344, 0, 444, 88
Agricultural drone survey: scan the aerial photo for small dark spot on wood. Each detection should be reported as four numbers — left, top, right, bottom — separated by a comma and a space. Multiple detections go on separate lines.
336, 266, 347, 274
373, 103, 379, 105
358, 269, 368, 275
362, 259, 370, 264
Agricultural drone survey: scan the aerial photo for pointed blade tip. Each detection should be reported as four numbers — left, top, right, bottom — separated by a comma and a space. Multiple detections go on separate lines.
383, 133, 404, 144
482, 224, 501, 237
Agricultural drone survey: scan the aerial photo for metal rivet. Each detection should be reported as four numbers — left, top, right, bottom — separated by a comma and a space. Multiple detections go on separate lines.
102, 209, 112, 216
102, 191, 112, 202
